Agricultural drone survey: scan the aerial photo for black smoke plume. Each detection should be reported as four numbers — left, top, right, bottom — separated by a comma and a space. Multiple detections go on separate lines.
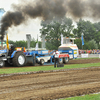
0, 11, 25, 40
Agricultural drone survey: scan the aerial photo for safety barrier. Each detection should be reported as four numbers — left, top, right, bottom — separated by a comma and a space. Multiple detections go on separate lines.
78, 54, 100, 58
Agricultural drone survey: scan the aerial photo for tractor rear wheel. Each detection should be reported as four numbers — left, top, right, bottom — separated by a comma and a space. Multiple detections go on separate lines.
13, 52, 26, 67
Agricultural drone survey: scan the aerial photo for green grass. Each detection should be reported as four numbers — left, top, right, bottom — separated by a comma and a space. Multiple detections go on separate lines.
0, 62, 100, 74
61, 93, 100, 100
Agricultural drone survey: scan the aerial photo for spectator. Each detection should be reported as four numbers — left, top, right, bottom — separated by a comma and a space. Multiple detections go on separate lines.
97, 49, 99, 54
53, 50, 60, 68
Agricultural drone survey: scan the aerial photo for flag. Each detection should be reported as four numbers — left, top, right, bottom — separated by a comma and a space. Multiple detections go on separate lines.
35, 35, 38, 50
0, 8, 5, 20
81, 34, 84, 46
6, 34, 9, 49
61, 34, 63, 45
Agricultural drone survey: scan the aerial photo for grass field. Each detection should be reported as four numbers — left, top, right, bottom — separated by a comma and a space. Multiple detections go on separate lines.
0, 62, 100, 74
61, 93, 100, 100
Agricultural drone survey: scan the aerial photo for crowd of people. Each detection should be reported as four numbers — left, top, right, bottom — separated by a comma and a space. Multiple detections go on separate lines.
78, 49, 100, 55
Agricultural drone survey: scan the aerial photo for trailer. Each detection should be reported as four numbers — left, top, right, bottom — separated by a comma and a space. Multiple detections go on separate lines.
24, 49, 70, 66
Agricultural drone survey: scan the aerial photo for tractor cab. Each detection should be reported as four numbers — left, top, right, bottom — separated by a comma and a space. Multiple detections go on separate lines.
58, 37, 79, 59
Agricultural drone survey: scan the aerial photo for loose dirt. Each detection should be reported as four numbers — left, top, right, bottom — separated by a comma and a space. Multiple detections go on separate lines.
68, 58, 100, 64
0, 66, 100, 100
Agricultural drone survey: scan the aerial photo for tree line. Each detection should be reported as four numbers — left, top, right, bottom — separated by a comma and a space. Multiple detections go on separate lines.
8, 17, 100, 50
40, 17, 100, 50
8, 38, 42, 49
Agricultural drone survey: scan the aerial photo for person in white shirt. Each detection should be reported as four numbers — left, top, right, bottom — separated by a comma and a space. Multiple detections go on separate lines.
53, 50, 60, 68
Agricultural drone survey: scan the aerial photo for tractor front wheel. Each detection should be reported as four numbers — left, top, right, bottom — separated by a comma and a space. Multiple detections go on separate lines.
0, 60, 5, 68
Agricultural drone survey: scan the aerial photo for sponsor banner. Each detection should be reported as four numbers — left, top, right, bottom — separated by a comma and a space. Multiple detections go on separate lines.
59, 54, 69, 58
81, 54, 88, 58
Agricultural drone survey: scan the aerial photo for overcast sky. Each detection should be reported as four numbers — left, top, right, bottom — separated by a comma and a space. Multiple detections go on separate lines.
0, 0, 41, 41
0, 0, 98, 42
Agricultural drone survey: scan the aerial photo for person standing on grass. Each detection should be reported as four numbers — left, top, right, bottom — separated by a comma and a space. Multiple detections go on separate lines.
53, 50, 60, 68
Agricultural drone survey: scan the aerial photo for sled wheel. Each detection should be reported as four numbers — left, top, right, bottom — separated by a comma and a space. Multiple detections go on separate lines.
40, 59, 44, 65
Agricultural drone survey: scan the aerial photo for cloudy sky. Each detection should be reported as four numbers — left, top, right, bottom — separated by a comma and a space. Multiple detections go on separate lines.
0, 0, 41, 41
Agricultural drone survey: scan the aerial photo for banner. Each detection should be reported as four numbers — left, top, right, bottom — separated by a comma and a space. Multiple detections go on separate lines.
81, 54, 88, 58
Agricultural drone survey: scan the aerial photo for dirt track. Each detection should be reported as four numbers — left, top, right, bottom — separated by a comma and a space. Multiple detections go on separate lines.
0, 64, 100, 100
68, 58, 100, 64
